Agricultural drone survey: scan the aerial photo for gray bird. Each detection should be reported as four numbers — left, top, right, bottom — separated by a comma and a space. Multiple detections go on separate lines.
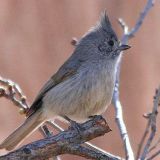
0, 12, 130, 151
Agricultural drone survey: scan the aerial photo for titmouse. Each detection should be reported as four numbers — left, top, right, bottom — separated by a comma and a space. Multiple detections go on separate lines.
0, 12, 130, 150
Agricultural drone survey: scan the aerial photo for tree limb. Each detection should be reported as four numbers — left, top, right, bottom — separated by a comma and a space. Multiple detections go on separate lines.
0, 76, 29, 112
139, 87, 160, 160
112, 0, 155, 159
0, 116, 121, 160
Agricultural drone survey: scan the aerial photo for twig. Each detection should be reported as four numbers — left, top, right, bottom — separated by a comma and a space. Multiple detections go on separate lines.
126, 0, 154, 39
149, 136, 160, 152
147, 149, 160, 160
0, 76, 60, 160
64, 145, 121, 160
39, 125, 61, 160
136, 119, 151, 159
118, 19, 129, 35
0, 76, 123, 159
47, 120, 120, 159
0, 116, 118, 160
120, 0, 155, 44
0, 76, 29, 113
139, 87, 160, 160
0, 76, 122, 159
112, 84, 134, 160
113, 0, 155, 159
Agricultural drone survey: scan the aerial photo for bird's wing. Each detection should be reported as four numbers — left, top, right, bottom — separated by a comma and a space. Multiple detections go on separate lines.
26, 57, 82, 117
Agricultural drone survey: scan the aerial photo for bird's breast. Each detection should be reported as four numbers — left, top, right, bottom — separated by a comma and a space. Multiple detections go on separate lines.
43, 63, 116, 122
78, 65, 115, 115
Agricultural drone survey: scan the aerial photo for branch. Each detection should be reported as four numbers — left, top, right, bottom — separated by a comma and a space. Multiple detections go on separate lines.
0, 76, 29, 113
147, 150, 160, 160
139, 87, 160, 160
119, 0, 155, 44
136, 117, 151, 159
0, 116, 120, 160
148, 135, 160, 152
46, 120, 122, 159
0, 76, 60, 160
112, 87, 134, 160
112, 0, 155, 159
0, 76, 123, 159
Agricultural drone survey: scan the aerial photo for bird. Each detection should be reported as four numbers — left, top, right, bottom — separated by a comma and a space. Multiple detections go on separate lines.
0, 11, 130, 151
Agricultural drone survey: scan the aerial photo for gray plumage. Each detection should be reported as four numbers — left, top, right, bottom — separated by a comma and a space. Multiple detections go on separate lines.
0, 11, 130, 150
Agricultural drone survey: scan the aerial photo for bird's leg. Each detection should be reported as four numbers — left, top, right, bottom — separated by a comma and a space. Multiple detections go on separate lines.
88, 115, 107, 125
63, 116, 84, 132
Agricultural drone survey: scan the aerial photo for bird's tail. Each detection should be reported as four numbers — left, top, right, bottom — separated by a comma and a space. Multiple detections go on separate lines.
0, 110, 45, 151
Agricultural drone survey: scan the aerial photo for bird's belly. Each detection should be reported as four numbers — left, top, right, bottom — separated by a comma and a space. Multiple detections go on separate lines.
43, 69, 115, 122
66, 78, 114, 122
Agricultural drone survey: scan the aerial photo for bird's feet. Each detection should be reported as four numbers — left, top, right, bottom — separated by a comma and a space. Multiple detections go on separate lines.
63, 116, 84, 132
88, 115, 107, 125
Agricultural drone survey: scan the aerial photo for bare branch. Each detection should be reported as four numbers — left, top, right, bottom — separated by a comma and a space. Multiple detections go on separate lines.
139, 87, 160, 160
47, 120, 121, 159
127, 0, 154, 39
0, 76, 60, 160
112, 88, 134, 160
148, 136, 160, 152
0, 76, 29, 113
120, 0, 155, 44
113, 0, 155, 159
136, 119, 151, 159
64, 145, 122, 160
0, 116, 119, 160
147, 149, 160, 160
0, 77, 122, 159
118, 18, 129, 35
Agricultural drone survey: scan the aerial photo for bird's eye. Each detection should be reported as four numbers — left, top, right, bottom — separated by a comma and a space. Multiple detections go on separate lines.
108, 40, 114, 46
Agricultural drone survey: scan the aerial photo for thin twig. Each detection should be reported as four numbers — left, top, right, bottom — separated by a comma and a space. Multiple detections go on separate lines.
0, 77, 123, 159
120, 0, 155, 44
113, 0, 155, 159
0, 76, 60, 160
39, 125, 60, 160
136, 119, 151, 159
140, 87, 160, 160
147, 149, 160, 160
0, 76, 29, 112
0, 116, 117, 160
118, 18, 129, 35
47, 120, 121, 159
127, 0, 154, 39
112, 85, 134, 160
149, 136, 160, 152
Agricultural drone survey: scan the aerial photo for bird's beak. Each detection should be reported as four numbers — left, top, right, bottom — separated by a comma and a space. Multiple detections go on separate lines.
118, 44, 131, 51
